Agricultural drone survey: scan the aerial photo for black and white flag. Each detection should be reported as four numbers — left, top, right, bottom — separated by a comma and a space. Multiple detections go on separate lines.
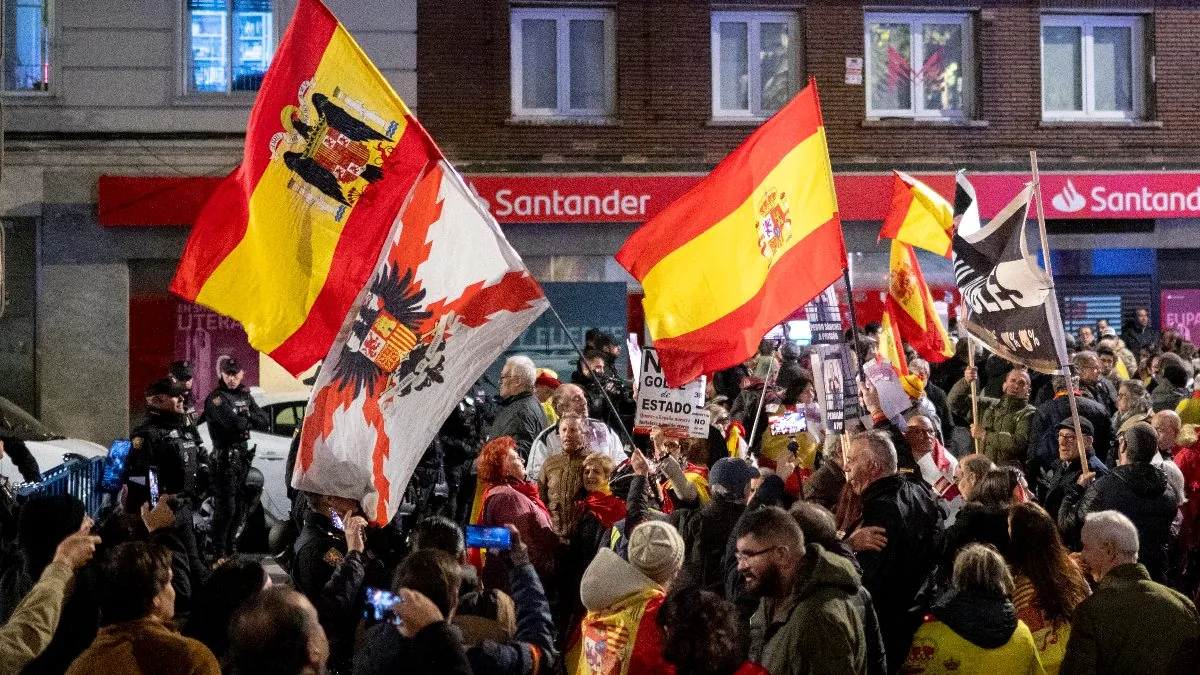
952, 181, 1069, 374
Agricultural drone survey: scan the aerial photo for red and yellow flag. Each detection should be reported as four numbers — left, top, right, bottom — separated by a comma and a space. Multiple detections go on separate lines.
616, 79, 846, 387
886, 240, 954, 364
171, 0, 439, 374
878, 171, 955, 258
877, 309, 909, 376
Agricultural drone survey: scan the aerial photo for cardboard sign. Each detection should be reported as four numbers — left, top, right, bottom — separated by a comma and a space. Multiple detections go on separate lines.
633, 348, 709, 439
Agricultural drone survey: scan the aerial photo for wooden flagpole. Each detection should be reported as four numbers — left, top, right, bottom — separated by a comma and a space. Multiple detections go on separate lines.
966, 335, 982, 454
1030, 151, 1088, 466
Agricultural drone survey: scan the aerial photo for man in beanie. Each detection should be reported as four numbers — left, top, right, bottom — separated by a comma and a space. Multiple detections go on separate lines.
735, 506, 881, 675
574, 521, 683, 673
534, 368, 561, 426
673, 457, 759, 593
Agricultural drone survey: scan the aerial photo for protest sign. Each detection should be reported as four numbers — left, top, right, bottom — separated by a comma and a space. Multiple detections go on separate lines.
633, 348, 709, 438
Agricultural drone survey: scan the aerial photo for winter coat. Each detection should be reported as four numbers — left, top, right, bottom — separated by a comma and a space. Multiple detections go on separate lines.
748, 543, 885, 675
672, 497, 745, 593
0, 561, 72, 673
902, 588, 1044, 675
526, 419, 627, 485
804, 460, 845, 511
1027, 394, 1114, 476
1121, 322, 1159, 356
575, 548, 674, 675
65, 618, 219, 675
1060, 563, 1200, 675
1058, 463, 1179, 581
481, 485, 559, 594
1033, 457, 1109, 523
538, 451, 587, 537
1081, 378, 1119, 417
354, 557, 555, 675
850, 474, 944, 671
1152, 384, 1191, 414
948, 380, 1036, 466
933, 504, 1010, 592
488, 392, 548, 459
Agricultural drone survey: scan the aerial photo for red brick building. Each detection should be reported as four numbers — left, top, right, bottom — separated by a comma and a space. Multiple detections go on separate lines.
418, 0, 1200, 337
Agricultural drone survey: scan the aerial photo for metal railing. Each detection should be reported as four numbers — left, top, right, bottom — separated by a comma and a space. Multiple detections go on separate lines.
15, 456, 107, 518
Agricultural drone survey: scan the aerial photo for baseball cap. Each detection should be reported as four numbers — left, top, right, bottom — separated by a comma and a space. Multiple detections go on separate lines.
145, 378, 187, 397
169, 360, 193, 381
220, 357, 243, 375
1056, 417, 1095, 436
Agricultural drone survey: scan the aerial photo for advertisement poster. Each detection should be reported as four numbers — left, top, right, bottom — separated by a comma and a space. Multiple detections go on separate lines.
633, 348, 709, 439
174, 303, 260, 403
1163, 289, 1200, 344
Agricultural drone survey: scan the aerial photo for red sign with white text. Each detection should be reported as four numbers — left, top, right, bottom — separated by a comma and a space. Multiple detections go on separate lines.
99, 171, 1200, 226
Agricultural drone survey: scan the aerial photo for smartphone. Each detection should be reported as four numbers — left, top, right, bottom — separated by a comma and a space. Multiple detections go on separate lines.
465, 525, 512, 550
148, 469, 160, 508
768, 411, 808, 436
330, 510, 345, 531
101, 440, 132, 491
364, 586, 402, 625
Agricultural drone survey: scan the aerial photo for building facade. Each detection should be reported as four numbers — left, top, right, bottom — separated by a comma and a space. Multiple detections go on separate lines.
0, 0, 416, 443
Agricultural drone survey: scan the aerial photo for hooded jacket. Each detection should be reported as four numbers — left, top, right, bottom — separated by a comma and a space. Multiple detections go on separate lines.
575, 548, 673, 675
948, 380, 1035, 466
1058, 463, 1179, 581
748, 543, 885, 675
902, 588, 1044, 675
672, 495, 745, 594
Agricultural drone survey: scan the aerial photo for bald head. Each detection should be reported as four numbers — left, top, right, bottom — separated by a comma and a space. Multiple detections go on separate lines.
1153, 410, 1182, 453
552, 384, 588, 417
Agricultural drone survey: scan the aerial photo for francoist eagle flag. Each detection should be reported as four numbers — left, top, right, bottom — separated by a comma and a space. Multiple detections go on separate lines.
172, 0, 547, 524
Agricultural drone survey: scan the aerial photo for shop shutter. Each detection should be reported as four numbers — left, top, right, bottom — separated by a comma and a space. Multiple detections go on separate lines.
1054, 274, 1153, 334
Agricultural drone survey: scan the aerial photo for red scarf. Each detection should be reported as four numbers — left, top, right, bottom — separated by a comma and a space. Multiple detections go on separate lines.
579, 490, 627, 528
497, 478, 551, 520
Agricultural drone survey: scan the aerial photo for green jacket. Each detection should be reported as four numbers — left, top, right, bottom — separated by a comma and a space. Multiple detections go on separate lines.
948, 378, 1036, 465
1060, 563, 1200, 675
749, 543, 877, 675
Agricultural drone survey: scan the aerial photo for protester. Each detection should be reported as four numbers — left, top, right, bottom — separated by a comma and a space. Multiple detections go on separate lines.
225, 587, 329, 675
489, 355, 549, 458
574, 521, 683, 674
1094, 344, 1124, 386
1078, 325, 1096, 351
526, 383, 626, 481
1058, 422, 1179, 581
1121, 307, 1159, 356
657, 590, 768, 675
649, 427, 711, 512
1061, 511, 1200, 674
1151, 352, 1191, 413
843, 431, 943, 670
1027, 375, 1114, 477
0, 521, 97, 673
910, 359, 955, 443
1114, 379, 1154, 464
954, 454, 995, 503
1075, 351, 1118, 416
1008, 503, 1090, 675
803, 440, 846, 511
902, 544, 1044, 675
183, 557, 270, 661
674, 457, 758, 593
474, 437, 558, 592
1032, 418, 1109, 522
735, 506, 882, 675
949, 365, 1036, 467
537, 413, 591, 537
534, 368, 561, 426
68, 541, 220, 675
934, 468, 1016, 591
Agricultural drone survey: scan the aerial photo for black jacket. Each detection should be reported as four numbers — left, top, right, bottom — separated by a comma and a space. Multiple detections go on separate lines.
127, 408, 206, 500
487, 392, 547, 460
934, 504, 1010, 592
1082, 377, 1120, 417
293, 510, 370, 672
1058, 463, 1179, 581
930, 587, 1018, 649
200, 383, 268, 449
851, 473, 944, 672
1027, 394, 1115, 476
1035, 456, 1110, 523
352, 622, 473, 675
1121, 321, 1159, 356
673, 497, 746, 594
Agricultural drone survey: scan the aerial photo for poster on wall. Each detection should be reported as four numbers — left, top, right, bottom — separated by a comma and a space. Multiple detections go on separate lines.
1162, 289, 1200, 344
174, 303, 260, 403
491, 282, 628, 391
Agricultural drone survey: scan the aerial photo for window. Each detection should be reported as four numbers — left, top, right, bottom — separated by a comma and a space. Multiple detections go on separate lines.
510, 7, 615, 119
711, 11, 800, 119
2, 0, 49, 92
1041, 15, 1144, 120
188, 0, 275, 93
865, 13, 973, 119
270, 403, 305, 438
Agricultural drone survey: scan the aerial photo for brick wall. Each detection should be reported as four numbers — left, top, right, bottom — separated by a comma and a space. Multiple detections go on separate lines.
417, 0, 1200, 171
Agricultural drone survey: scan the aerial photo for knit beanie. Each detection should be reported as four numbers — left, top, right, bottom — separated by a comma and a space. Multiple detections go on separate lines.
900, 374, 926, 400
627, 521, 685, 587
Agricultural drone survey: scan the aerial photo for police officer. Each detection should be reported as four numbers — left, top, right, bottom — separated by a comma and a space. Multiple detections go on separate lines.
202, 357, 268, 558
168, 360, 198, 424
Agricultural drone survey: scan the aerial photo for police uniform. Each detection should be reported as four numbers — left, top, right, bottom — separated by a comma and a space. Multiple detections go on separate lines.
202, 361, 269, 557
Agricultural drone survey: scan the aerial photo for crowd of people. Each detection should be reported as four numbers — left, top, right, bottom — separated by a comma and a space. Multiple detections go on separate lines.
1, 315, 1200, 674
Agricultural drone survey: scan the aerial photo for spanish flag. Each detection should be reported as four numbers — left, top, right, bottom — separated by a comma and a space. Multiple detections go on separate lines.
887, 240, 955, 364
879, 171, 955, 258
172, 0, 439, 374
616, 79, 846, 387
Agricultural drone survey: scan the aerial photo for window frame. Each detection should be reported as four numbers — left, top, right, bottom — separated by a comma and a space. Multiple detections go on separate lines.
709, 10, 801, 121
181, 0, 277, 97
1040, 13, 1145, 121
509, 6, 616, 120
2, 0, 53, 96
863, 11, 975, 120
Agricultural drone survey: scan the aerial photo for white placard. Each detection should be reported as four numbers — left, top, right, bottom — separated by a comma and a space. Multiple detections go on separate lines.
633, 348, 709, 439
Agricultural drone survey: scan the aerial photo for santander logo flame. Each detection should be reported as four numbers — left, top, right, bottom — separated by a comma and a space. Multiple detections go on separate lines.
1051, 179, 1087, 213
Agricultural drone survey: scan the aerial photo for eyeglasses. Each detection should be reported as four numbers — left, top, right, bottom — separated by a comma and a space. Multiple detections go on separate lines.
734, 546, 782, 563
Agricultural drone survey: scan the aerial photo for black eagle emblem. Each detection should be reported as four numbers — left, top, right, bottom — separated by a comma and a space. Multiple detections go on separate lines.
333, 265, 432, 398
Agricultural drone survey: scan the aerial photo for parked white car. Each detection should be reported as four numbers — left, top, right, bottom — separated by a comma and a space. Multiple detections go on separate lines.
0, 397, 108, 485
196, 388, 308, 523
